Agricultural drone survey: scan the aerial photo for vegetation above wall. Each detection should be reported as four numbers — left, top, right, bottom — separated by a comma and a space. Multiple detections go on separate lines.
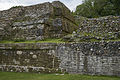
1, 38, 120, 43
0, 39, 65, 43
74, 0, 120, 18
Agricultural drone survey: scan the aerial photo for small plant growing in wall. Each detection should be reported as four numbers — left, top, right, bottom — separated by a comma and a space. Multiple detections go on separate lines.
10, 6, 22, 9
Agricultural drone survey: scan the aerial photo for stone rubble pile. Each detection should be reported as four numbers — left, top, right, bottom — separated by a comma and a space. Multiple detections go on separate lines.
63, 16, 120, 42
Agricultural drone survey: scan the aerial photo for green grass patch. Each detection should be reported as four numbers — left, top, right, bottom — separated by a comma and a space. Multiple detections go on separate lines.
0, 39, 65, 43
76, 38, 120, 43
87, 39, 120, 42
0, 38, 120, 44
0, 71, 120, 80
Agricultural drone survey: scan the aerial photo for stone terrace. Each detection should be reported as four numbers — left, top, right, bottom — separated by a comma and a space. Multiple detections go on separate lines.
0, 1, 78, 40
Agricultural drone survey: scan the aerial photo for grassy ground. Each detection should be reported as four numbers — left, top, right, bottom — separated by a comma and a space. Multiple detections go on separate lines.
0, 72, 120, 80
0, 39, 65, 43
0, 38, 120, 43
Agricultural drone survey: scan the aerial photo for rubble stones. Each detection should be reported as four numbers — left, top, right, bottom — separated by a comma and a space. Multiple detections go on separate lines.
64, 16, 120, 42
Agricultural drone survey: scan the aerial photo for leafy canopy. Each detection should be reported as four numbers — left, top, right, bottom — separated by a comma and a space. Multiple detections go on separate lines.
74, 0, 120, 18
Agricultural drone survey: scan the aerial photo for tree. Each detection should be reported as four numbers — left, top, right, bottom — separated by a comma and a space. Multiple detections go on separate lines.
74, 0, 120, 18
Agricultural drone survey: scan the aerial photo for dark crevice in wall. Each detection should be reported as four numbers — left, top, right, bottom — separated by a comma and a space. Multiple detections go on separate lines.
83, 56, 88, 73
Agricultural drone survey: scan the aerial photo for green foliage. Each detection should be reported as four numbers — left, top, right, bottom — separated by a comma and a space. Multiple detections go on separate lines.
75, 0, 120, 18
0, 38, 65, 43
10, 6, 22, 9
0, 72, 120, 80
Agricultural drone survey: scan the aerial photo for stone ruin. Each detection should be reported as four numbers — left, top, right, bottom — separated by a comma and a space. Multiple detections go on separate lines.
0, 1, 78, 40
0, 42, 120, 76
0, 1, 120, 77
78, 16, 120, 34
63, 16, 120, 42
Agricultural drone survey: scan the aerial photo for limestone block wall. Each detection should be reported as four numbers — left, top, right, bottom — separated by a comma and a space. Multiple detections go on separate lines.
0, 43, 61, 73
57, 42, 120, 76
0, 42, 120, 76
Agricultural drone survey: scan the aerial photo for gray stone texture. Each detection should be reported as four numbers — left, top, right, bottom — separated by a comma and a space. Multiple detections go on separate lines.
77, 16, 120, 34
0, 1, 77, 40
64, 16, 120, 42
0, 42, 120, 76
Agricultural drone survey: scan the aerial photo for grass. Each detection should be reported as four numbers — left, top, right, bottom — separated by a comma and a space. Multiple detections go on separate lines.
0, 39, 65, 43
0, 72, 120, 80
0, 38, 120, 44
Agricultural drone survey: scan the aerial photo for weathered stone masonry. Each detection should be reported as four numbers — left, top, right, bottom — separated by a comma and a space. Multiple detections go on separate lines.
0, 1, 77, 40
0, 42, 120, 76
